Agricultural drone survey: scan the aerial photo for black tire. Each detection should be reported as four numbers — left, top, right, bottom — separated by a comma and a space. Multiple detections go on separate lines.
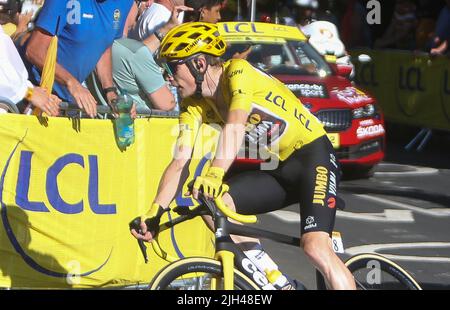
345, 253, 422, 290
149, 257, 260, 290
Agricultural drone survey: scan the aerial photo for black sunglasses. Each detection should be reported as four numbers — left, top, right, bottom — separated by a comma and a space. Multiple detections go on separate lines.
160, 55, 199, 77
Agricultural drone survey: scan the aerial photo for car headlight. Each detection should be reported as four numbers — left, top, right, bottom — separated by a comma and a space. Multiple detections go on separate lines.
352, 104, 375, 119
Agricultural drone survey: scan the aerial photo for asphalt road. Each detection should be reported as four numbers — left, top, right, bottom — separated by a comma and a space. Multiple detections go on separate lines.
255, 125, 450, 290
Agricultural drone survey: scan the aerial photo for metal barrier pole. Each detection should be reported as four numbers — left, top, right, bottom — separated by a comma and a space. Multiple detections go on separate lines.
250, 0, 256, 22
59, 102, 180, 119
405, 128, 432, 152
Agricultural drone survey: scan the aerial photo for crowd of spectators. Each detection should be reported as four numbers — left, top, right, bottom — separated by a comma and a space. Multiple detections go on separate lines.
246, 0, 450, 54
0, 0, 449, 116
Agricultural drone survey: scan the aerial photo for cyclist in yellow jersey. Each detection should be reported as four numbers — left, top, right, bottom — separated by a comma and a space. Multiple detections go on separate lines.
131, 22, 356, 290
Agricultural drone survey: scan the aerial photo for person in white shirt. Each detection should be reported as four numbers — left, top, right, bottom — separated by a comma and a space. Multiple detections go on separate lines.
0, 25, 60, 115
129, 0, 185, 41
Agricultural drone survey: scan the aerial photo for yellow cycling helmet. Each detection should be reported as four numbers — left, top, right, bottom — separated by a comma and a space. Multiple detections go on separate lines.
159, 22, 226, 61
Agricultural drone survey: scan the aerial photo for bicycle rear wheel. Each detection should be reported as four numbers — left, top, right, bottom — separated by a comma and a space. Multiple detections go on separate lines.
149, 257, 260, 290
345, 253, 422, 290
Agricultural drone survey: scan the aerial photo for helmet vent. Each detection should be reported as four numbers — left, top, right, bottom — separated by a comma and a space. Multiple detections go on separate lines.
175, 43, 189, 51
173, 31, 186, 38
161, 44, 171, 53
188, 32, 202, 39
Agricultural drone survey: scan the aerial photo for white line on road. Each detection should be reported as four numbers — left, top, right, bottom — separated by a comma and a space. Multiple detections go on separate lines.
345, 242, 450, 263
337, 209, 415, 222
269, 210, 300, 223
269, 209, 415, 223
375, 163, 439, 177
357, 195, 450, 217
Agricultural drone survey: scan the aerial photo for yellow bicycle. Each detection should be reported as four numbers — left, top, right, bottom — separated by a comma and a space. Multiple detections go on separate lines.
131, 187, 422, 290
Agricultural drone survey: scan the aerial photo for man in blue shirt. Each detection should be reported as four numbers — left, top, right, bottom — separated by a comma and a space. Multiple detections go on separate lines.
24, 0, 137, 117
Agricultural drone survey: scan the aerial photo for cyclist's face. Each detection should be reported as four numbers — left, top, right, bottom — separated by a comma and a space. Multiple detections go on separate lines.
166, 62, 197, 98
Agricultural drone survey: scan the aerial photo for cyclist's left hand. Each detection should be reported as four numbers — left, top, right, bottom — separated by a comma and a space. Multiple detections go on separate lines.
192, 167, 225, 200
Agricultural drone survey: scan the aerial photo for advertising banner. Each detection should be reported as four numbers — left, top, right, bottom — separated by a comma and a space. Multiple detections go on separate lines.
0, 114, 218, 288
352, 49, 450, 131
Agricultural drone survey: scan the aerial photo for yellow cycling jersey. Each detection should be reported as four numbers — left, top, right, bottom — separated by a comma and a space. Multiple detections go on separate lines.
178, 59, 327, 161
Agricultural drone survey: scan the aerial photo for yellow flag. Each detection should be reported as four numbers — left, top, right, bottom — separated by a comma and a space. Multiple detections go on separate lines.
2, 23, 17, 37
33, 35, 58, 116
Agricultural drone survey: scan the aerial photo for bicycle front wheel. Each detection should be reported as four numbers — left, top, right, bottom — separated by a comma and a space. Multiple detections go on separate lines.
149, 257, 260, 290
345, 253, 422, 290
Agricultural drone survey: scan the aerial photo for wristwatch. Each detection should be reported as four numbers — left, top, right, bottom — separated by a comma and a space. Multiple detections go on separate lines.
103, 87, 118, 95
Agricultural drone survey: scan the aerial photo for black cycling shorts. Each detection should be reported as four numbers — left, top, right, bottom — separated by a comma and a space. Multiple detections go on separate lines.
227, 135, 341, 236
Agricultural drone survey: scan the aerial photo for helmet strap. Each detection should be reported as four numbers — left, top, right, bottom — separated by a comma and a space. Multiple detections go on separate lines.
186, 58, 207, 99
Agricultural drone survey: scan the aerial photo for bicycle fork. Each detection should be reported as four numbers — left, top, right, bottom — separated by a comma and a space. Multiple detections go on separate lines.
214, 250, 235, 290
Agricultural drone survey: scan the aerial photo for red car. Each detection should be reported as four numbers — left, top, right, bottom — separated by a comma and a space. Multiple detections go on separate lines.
219, 22, 385, 177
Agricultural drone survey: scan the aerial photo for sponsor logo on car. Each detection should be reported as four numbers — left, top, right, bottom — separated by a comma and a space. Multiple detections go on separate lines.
332, 87, 371, 105
356, 124, 385, 139
287, 83, 328, 98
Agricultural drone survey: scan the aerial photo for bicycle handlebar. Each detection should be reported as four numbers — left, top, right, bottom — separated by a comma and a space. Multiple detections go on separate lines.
212, 185, 257, 224
130, 183, 257, 263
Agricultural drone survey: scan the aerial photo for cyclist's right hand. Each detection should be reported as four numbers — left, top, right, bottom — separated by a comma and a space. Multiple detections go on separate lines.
130, 217, 155, 242
129, 203, 168, 242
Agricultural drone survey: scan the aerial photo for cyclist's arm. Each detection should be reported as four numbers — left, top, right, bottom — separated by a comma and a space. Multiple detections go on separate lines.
210, 109, 249, 172
152, 102, 203, 209
153, 144, 193, 209
210, 59, 253, 172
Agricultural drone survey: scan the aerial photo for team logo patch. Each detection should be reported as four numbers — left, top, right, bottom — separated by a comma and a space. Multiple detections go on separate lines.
113, 9, 121, 30
245, 106, 287, 147
327, 197, 336, 209
113, 9, 121, 21
249, 113, 261, 125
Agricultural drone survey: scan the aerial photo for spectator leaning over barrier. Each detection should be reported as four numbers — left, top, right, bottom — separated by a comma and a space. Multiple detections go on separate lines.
129, 0, 185, 41
113, 6, 191, 113
430, 0, 450, 56
0, 26, 61, 116
183, 0, 224, 23
0, 0, 40, 41
23, 0, 137, 118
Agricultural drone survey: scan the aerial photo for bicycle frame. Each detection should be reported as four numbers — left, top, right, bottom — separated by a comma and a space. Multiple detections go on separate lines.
148, 199, 315, 290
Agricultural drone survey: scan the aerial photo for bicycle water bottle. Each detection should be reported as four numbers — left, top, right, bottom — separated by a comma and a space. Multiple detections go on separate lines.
114, 94, 135, 149
168, 83, 180, 113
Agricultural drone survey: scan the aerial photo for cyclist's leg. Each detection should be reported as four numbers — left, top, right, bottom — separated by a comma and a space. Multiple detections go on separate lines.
289, 136, 355, 290
224, 171, 290, 275
301, 232, 355, 289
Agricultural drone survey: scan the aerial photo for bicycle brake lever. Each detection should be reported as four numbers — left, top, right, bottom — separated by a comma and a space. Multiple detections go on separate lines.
129, 217, 149, 264
138, 239, 148, 264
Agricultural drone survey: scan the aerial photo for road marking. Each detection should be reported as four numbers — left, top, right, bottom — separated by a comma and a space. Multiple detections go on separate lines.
374, 163, 439, 177
357, 194, 450, 217
345, 242, 450, 263
269, 209, 415, 223
269, 210, 300, 223
337, 209, 414, 222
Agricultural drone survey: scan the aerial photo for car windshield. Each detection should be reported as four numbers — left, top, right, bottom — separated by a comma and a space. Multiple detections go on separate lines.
223, 40, 332, 77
